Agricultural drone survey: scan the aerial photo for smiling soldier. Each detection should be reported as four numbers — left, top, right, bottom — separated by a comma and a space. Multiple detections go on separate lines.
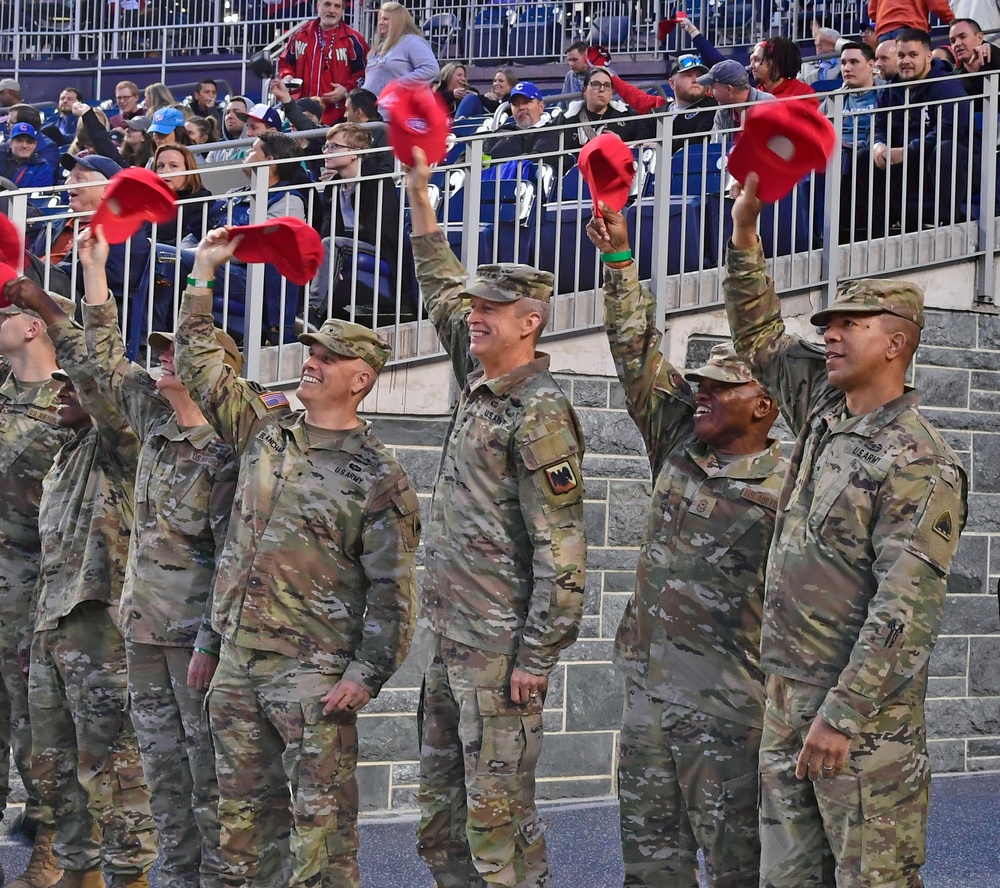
586, 204, 786, 888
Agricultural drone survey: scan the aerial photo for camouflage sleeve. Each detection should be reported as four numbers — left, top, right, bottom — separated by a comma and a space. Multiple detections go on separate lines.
411, 230, 477, 387
83, 299, 171, 439
724, 239, 831, 435
513, 408, 587, 675
602, 260, 696, 475
818, 457, 968, 736
48, 318, 140, 465
344, 471, 421, 696
174, 288, 278, 456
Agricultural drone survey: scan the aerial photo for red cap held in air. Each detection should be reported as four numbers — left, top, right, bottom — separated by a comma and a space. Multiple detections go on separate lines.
91, 167, 178, 244
578, 132, 636, 215
228, 216, 324, 286
379, 81, 451, 167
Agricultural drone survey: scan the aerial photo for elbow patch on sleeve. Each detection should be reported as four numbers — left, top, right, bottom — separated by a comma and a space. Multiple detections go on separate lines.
904, 474, 962, 576
521, 425, 584, 513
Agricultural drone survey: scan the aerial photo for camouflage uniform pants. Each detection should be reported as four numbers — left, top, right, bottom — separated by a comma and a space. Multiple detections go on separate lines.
416, 634, 548, 888
0, 588, 46, 821
29, 603, 157, 874
759, 674, 929, 888
618, 679, 761, 888
127, 641, 224, 888
206, 642, 359, 888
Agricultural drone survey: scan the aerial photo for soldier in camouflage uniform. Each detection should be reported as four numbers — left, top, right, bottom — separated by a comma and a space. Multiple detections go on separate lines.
70, 228, 237, 888
586, 206, 787, 888
0, 296, 75, 888
173, 229, 420, 888
4, 284, 158, 888
723, 174, 968, 888
405, 148, 587, 888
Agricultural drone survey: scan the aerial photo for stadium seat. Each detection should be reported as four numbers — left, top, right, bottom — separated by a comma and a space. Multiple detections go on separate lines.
422, 12, 460, 57
509, 3, 561, 61
706, 193, 810, 262
538, 168, 601, 294
472, 5, 510, 64
589, 15, 631, 49
628, 198, 702, 276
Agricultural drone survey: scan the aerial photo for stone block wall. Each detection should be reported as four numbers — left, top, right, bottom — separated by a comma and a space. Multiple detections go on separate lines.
354, 305, 1000, 812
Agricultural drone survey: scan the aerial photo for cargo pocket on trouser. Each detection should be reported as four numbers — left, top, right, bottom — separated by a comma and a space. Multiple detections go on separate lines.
467, 688, 546, 884
711, 770, 761, 888
294, 700, 360, 884
818, 756, 929, 888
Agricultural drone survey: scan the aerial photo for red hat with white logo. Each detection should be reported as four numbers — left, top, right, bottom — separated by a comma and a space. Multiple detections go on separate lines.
726, 98, 836, 203
379, 81, 451, 166
228, 216, 323, 286
91, 167, 178, 244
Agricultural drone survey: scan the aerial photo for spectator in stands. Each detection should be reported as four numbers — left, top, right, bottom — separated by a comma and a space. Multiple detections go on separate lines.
271, 80, 327, 178
536, 68, 641, 170
310, 122, 401, 325
110, 80, 142, 129
152, 144, 212, 244
678, 14, 726, 68
0, 123, 57, 200
483, 81, 551, 160
7, 103, 61, 169
435, 63, 477, 117
185, 116, 221, 153
870, 0, 954, 39
54, 87, 84, 141
148, 107, 193, 148
122, 117, 155, 168
362, 1, 439, 99
845, 27, 971, 235
455, 67, 517, 119
751, 36, 819, 101
204, 96, 251, 164
235, 103, 282, 139
949, 17, 1000, 104
697, 60, 775, 141
951, 0, 1000, 36
861, 22, 879, 49
933, 43, 959, 68
344, 87, 392, 172
70, 99, 129, 168
144, 83, 177, 115
184, 79, 223, 126
875, 38, 900, 79
611, 55, 717, 150
801, 27, 844, 88
822, 42, 879, 169
278, 0, 368, 126
0, 78, 21, 135
562, 41, 590, 96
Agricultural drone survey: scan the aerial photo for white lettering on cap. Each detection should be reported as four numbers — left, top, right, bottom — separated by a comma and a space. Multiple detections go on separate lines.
767, 135, 795, 161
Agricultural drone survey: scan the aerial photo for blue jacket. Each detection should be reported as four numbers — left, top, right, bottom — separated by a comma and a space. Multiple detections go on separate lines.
0, 146, 57, 193
873, 60, 971, 151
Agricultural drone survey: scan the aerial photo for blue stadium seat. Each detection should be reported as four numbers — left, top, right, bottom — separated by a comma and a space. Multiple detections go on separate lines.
509, 3, 561, 61
627, 198, 702, 276
589, 15, 631, 49
669, 142, 725, 198
706, 193, 811, 262
472, 5, 508, 64
538, 169, 600, 294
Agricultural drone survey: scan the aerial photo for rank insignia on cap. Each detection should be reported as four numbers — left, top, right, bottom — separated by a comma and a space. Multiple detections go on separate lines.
932, 510, 954, 541
259, 391, 289, 410
544, 461, 578, 495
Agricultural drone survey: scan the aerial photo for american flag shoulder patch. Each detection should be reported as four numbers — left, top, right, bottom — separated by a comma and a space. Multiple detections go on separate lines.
259, 391, 289, 410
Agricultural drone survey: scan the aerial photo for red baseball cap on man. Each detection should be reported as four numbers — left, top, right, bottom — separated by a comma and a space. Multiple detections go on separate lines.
91, 167, 178, 244
379, 81, 451, 166
726, 99, 835, 202
578, 132, 636, 215
229, 217, 323, 286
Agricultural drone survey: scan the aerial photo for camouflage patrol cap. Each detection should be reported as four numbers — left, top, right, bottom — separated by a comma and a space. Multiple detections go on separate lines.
299, 319, 392, 373
810, 278, 924, 329
0, 304, 42, 320
465, 264, 554, 304
148, 329, 244, 374
683, 342, 755, 385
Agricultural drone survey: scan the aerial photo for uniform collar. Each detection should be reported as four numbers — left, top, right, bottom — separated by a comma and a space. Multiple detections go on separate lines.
159, 416, 223, 450
282, 410, 371, 453
688, 437, 784, 479
822, 388, 918, 437
468, 352, 550, 398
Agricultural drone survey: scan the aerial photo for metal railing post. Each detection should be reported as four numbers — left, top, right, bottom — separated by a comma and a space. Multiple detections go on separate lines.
821, 90, 844, 311
463, 139, 483, 273
651, 111, 673, 337
977, 71, 998, 304
243, 168, 270, 381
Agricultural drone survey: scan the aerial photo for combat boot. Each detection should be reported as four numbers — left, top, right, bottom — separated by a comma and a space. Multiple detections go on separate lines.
6, 825, 62, 888
51, 871, 105, 888
106, 874, 150, 888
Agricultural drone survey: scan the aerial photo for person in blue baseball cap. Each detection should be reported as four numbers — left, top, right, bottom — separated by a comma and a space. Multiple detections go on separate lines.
483, 80, 552, 160
147, 106, 190, 148
0, 121, 57, 196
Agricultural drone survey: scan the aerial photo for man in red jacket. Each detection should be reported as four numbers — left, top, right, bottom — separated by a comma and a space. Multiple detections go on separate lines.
869, 0, 953, 41
277, 0, 368, 125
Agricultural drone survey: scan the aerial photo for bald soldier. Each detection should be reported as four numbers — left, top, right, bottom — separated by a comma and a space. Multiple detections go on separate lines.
405, 148, 587, 888
724, 174, 967, 887
173, 228, 420, 888
587, 205, 786, 887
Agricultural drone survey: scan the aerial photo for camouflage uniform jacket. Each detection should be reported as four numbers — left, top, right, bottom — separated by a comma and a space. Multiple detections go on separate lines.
35, 320, 140, 631
412, 231, 586, 675
174, 289, 420, 696
603, 261, 786, 727
725, 240, 968, 737
83, 299, 237, 652
0, 358, 75, 624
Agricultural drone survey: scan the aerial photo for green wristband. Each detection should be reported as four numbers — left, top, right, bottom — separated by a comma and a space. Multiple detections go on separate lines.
601, 250, 633, 263
194, 647, 217, 656
187, 276, 214, 289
